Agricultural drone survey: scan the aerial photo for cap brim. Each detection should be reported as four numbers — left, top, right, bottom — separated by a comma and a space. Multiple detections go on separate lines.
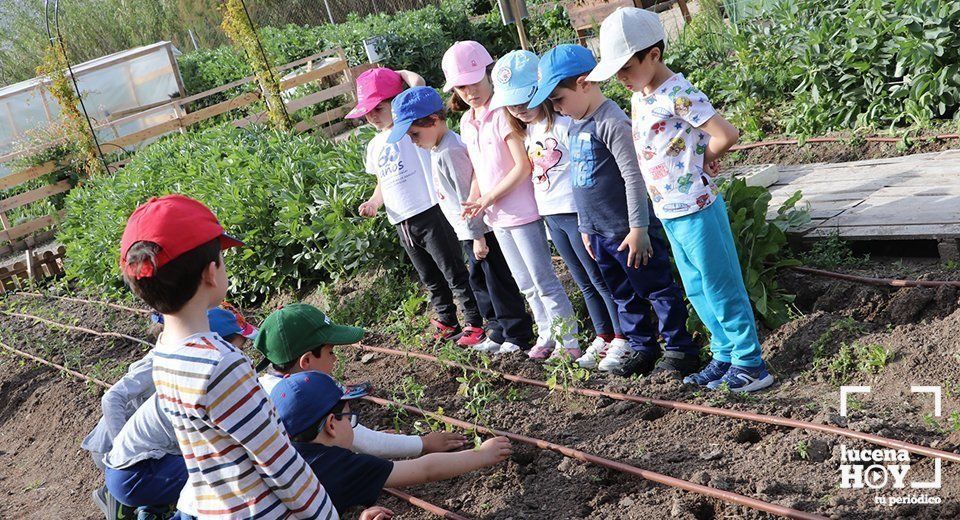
342, 382, 371, 400
527, 76, 562, 109
488, 85, 537, 111
220, 234, 244, 250
345, 98, 381, 119
241, 326, 259, 340
318, 324, 365, 346
586, 52, 633, 82
442, 68, 488, 93
386, 120, 414, 144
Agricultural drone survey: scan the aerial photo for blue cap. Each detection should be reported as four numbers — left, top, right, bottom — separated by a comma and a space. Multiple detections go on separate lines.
387, 86, 444, 144
528, 44, 597, 109
271, 371, 368, 438
489, 50, 539, 111
207, 307, 258, 340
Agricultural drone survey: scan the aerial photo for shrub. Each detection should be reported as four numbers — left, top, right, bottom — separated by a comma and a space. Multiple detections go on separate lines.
60, 125, 403, 304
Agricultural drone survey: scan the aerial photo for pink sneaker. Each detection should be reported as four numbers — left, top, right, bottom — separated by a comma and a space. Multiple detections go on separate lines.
549, 347, 582, 360
527, 344, 552, 360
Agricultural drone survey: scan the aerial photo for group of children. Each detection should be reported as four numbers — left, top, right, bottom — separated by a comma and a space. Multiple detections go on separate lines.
82, 7, 775, 519
354, 7, 772, 390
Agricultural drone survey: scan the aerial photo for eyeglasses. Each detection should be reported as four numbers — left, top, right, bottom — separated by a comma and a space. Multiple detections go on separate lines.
320, 411, 359, 430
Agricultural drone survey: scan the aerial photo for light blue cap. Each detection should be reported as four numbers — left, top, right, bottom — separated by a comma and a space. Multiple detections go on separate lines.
528, 44, 597, 109
489, 50, 539, 111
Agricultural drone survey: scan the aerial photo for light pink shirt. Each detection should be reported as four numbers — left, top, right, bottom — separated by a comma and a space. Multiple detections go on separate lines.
459, 106, 540, 228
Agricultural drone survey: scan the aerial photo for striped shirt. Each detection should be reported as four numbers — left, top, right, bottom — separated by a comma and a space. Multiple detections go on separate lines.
153, 332, 337, 519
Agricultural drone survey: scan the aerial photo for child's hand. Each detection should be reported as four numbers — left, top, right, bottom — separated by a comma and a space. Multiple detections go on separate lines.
473, 236, 489, 260
358, 199, 380, 217
421, 431, 468, 454
476, 436, 513, 466
704, 160, 721, 177
581, 233, 595, 260
359, 506, 394, 520
461, 194, 493, 219
618, 227, 653, 268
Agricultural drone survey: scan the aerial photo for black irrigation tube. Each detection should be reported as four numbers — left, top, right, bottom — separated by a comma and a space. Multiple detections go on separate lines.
0, 340, 469, 520
355, 343, 960, 464
365, 395, 828, 520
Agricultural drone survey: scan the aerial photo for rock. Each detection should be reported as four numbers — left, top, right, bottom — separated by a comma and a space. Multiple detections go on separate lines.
611, 401, 634, 415
689, 470, 711, 485
755, 479, 779, 495
806, 439, 831, 463
557, 458, 574, 473
619, 496, 635, 508
698, 446, 723, 461
828, 413, 848, 427
360, 353, 375, 364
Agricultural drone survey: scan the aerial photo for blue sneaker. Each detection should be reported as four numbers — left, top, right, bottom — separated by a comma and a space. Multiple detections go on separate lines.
707, 362, 775, 392
683, 359, 730, 387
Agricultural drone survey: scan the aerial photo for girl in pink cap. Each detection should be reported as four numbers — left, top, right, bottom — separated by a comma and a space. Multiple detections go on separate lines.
443, 41, 580, 361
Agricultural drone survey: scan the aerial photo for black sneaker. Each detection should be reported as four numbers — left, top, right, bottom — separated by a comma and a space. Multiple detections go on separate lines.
93, 485, 136, 520
611, 350, 658, 377
651, 351, 701, 377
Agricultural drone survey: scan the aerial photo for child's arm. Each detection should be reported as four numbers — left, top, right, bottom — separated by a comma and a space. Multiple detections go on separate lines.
396, 70, 426, 87
597, 117, 653, 268
359, 182, 384, 217
443, 146, 488, 240
385, 436, 512, 488
101, 352, 155, 441
698, 115, 740, 175
461, 131, 531, 218
354, 424, 466, 458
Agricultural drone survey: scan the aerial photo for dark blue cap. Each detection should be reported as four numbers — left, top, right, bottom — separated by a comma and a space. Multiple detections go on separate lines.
387, 86, 444, 143
271, 371, 368, 438
528, 44, 597, 108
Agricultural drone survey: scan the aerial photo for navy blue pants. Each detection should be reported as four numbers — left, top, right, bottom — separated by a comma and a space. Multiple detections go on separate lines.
589, 226, 697, 357
105, 454, 187, 508
463, 231, 534, 347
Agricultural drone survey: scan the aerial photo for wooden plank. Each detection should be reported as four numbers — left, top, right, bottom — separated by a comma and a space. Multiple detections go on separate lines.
805, 224, 960, 240
236, 83, 353, 128
0, 229, 57, 257
279, 59, 347, 91
0, 181, 71, 212
0, 210, 66, 244
293, 104, 352, 133
104, 117, 184, 150
566, 0, 633, 29
0, 161, 60, 191
180, 91, 261, 127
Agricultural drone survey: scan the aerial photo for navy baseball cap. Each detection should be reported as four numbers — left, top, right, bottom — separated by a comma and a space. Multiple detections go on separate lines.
528, 44, 598, 109
271, 371, 369, 439
387, 86, 444, 144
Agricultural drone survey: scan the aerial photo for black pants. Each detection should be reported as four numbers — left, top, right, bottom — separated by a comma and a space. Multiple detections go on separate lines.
397, 205, 482, 327
462, 231, 534, 348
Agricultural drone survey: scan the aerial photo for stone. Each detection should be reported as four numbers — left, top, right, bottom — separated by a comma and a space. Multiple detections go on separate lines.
360, 353, 375, 364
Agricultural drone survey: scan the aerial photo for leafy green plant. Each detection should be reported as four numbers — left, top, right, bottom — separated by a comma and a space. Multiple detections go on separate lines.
806, 233, 870, 269
544, 354, 590, 394
795, 440, 809, 460
818, 342, 892, 384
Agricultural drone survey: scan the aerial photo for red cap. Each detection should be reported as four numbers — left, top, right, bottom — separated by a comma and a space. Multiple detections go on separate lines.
120, 195, 243, 279
345, 68, 405, 119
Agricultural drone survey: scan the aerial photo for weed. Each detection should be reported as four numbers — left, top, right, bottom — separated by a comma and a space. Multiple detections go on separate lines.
796, 440, 809, 460
845, 396, 864, 413
820, 342, 892, 384
806, 233, 869, 269
944, 260, 960, 271
505, 386, 527, 402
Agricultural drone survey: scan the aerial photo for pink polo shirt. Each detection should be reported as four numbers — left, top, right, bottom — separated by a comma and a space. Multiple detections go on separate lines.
459, 106, 540, 228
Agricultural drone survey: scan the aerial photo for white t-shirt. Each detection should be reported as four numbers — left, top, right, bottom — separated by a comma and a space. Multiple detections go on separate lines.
364, 130, 436, 225
631, 74, 719, 219
525, 115, 576, 216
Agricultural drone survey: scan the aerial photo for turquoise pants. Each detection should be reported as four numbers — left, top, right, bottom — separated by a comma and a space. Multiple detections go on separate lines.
661, 196, 763, 367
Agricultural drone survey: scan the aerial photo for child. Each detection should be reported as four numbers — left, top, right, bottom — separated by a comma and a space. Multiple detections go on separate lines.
588, 7, 774, 391
255, 303, 468, 457
85, 305, 258, 520
350, 67, 487, 347
272, 371, 512, 514
119, 195, 334, 519
488, 49, 626, 369
528, 44, 699, 377
442, 40, 580, 360
386, 86, 535, 355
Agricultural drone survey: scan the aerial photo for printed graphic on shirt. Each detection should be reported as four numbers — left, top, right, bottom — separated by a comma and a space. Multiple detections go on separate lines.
570, 132, 596, 188
632, 74, 718, 219
529, 138, 563, 191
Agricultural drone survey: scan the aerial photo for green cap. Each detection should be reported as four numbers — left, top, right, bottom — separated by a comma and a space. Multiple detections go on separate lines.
254, 304, 364, 367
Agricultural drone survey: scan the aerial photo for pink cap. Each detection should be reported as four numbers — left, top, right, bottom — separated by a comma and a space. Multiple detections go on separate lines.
441, 41, 494, 92
345, 68, 405, 119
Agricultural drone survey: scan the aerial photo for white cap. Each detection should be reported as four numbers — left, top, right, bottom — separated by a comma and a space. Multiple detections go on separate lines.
586, 7, 666, 82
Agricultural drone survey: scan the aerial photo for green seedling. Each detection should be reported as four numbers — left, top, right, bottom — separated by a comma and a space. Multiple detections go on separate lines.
544, 354, 590, 395
796, 440, 809, 460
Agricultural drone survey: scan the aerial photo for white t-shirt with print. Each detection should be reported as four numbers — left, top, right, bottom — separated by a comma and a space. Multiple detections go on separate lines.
631, 74, 719, 220
525, 115, 577, 216
364, 130, 436, 225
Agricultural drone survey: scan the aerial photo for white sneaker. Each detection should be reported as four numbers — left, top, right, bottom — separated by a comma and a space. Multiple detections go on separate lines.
473, 338, 501, 355
597, 338, 632, 372
497, 342, 521, 354
576, 337, 610, 369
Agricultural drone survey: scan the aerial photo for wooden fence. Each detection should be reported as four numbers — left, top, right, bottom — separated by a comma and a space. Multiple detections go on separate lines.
0, 48, 370, 287
0, 246, 67, 293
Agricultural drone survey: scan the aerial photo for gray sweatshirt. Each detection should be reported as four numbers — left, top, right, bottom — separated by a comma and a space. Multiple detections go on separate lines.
430, 130, 490, 241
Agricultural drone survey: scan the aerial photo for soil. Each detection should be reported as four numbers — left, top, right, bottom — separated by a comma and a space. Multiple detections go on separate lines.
723, 133, 960, 167
1, 263, 960, 519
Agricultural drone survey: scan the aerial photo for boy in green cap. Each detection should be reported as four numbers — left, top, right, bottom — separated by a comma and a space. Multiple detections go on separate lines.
255, 303, 466, 458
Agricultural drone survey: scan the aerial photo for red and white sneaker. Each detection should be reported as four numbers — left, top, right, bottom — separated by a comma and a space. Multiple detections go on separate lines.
456, 326, 486, 347
575, 337, 610, 369
431, 319, 462, 342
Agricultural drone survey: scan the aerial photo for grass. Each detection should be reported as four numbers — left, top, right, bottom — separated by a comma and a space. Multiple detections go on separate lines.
815, 342, 893, 385
805, 233, 870, 269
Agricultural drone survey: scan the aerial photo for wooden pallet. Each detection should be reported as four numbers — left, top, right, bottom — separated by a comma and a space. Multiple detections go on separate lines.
0, 245, 67, 293
766, 149, 960, 260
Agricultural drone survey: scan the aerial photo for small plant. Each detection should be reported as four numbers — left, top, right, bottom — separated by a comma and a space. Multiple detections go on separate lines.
944, 260, 960, 271
819, 342, 892, 384
806, 233, 869, 269
795, 440, 809, 460
856, 343, 892, 374
544, 354, 590, 394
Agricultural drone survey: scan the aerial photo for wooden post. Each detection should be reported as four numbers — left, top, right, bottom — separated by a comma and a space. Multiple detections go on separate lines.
510, 0, 530, 50
677, 0, 692, 23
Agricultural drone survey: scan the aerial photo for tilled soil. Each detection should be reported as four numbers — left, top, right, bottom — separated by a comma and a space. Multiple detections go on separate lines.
723, 134, 959, 167
1, 265, 959, 519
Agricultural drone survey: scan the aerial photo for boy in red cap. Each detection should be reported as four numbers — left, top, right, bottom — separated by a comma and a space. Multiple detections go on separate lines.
119, 195, 336, 520
349, 67, 487, 347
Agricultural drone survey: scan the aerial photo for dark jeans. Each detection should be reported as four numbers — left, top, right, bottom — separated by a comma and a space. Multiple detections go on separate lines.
589, 224, 698, 357
397, 205, 482, 327
104, 454, 187, 508
462, 231, 534, 347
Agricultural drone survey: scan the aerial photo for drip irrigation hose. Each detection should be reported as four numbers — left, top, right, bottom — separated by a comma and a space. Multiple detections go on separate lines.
0, 310, 154, 348
354, 344, 960, 464
0, 338, 470, 520
789, 266, 960, 289
730, 134, 960, 152
13, 291, 152, 315
364, 395, 827, 520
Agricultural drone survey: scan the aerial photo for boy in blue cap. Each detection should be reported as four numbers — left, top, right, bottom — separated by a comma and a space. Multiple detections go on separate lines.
587, 8, 773, 392
272, 371, 512, 515
386, 86, 534, 356
527, 44, 699, 378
